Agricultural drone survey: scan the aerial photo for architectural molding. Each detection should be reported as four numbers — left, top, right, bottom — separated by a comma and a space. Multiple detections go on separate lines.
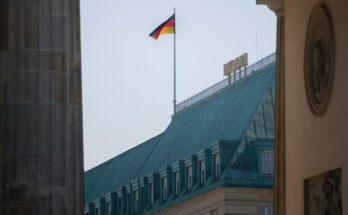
256, 0, 285, 214
274, 13, 286, 215
304, 4, 335, 116
256, 0, 284, 14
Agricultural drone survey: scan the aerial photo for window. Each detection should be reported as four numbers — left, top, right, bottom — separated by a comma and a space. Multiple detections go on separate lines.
210, 208, 219, 215
174, 171, 180, 196
134, 190, 139, 213
140, 187, 144, 209
262, 151, 274, 175
117, 197, 122, 214
95, 207, 100, 215
127, 193, 130, 214
186, 165, 192, 191
106, 202, 111, 215
149, 183, 154, 206
161, 177, 168, 201
262, 207, 273, 215
213, 154, 220, 179
199, 160, 206, 186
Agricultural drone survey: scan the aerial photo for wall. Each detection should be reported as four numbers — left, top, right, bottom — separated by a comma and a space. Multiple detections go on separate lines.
285, 0, 348, 214
158, 188, 273, 215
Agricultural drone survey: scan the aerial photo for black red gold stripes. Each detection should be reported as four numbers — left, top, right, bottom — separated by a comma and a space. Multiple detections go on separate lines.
149, 14, 175, 40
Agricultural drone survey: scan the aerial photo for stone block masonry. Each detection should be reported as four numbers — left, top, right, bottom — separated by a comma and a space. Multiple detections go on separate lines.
0, 0, 84, 214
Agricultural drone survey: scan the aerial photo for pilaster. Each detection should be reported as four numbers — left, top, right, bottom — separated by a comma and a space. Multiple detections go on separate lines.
256, 1, 285, 214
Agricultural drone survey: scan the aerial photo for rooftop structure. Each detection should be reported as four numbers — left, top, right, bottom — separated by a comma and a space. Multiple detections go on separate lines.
175, 53, 275, 113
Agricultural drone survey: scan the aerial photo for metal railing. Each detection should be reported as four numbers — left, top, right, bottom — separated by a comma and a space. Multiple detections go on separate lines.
175, 53, 276, 113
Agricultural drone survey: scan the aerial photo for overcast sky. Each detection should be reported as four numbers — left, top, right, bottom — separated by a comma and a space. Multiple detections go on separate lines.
81, 0, 276, 170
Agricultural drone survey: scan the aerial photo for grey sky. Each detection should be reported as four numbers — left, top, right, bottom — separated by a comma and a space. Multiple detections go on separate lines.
81, 0, 276, 170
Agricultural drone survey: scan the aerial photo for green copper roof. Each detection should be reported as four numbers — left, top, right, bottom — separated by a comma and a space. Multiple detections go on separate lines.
84, 135, 162, 203
84, 63, 275, 204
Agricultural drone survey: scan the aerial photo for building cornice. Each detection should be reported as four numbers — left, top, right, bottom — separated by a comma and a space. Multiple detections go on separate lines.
256, 0, 284, 14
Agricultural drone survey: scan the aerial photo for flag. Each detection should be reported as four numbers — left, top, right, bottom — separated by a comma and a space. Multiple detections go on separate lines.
149, 14, 175, 40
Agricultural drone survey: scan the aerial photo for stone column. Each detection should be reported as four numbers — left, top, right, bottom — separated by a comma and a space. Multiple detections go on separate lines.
256, 0, 285, 214
0, 0, 84, 214
274, 8, 285, 215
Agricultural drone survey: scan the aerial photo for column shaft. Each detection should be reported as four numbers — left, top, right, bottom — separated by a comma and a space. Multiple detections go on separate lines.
0, 0, 84, 214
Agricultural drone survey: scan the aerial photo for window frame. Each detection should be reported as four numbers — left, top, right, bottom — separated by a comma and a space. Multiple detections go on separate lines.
186, 165, 193, 191
161, 176, 168, 201
117, 196, 122, 214
106, 202, 111, 215
261, 150, 274, 176
95, 207, 100, 215
148, 182, 154, 206
199, 159, 206, 186
133, 190, 139, 213
174, 171, 180, 196
262, 207, 273, 215
213, 153, 220, 180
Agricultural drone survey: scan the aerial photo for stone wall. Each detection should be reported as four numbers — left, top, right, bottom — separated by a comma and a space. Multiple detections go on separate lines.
158, 188, 273, 215
285, 0, 348, 214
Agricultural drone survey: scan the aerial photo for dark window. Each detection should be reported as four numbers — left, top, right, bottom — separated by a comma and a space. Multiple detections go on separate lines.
149, 183, 154, 206
140, 186, 144, 209
106, 202, 111, 215
186, 166, 192, 191
127, 193, 130, 214
210, 208, 219, 215
161, 177, 167, 201
95, 207, 100, 215
174, 171, 180, 196
134, 190, 139, 213
199, 160, 206, 186
117, 197, 122, 214
213, 154, 220, 179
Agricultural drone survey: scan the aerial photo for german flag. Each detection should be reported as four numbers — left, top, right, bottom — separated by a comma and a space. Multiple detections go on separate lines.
149, 14, 175, 40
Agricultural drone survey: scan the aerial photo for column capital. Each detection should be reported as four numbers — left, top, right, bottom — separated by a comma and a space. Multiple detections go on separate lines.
256, 0, 284, 15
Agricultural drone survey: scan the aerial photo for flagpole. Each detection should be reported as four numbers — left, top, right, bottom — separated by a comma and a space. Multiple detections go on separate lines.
173, 7, 177, 114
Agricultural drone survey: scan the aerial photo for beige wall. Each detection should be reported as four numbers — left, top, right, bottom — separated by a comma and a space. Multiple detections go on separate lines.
158, 188, 273, 215
285, 0, 348, 214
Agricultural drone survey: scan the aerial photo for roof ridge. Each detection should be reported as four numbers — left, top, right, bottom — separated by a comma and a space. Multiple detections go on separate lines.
85, 133, 163, 174
172, 63, 275, 120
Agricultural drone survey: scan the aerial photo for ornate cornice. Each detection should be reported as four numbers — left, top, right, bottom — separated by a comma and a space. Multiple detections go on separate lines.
256, 0, 284, 14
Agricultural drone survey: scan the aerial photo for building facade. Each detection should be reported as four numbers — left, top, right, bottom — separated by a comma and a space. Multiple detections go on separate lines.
257, 0, 347, 214
84, 55, 276, 215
